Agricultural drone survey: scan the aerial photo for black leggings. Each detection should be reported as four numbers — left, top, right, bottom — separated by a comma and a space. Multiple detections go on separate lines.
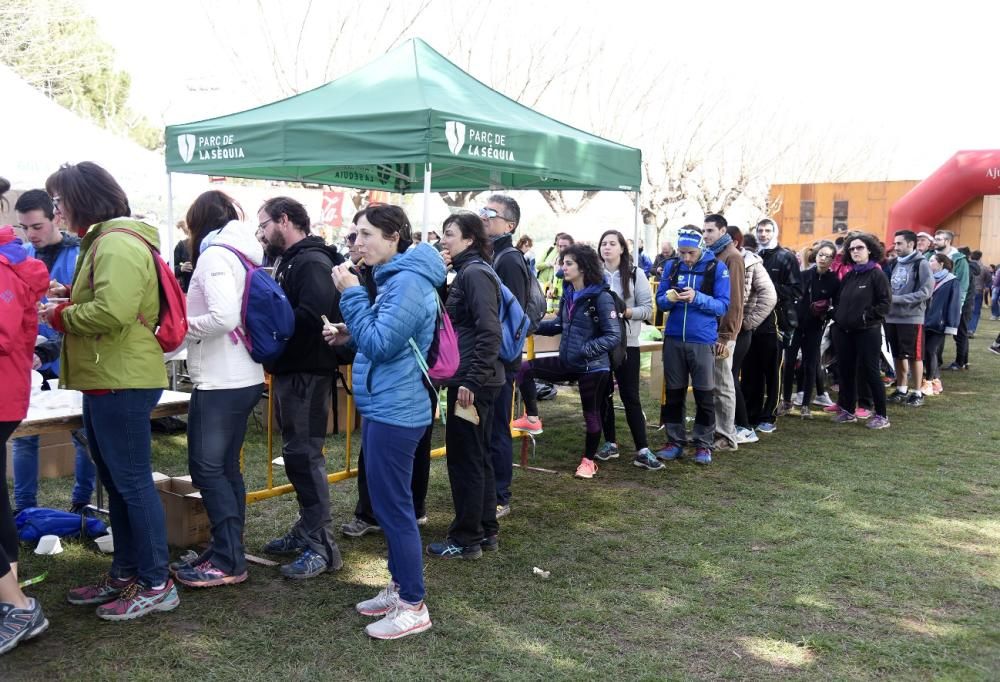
601, 347, 648, 450
924, 331, 946, 380
832, 325, 887, 417
1, 421, 21, 578
518, 357, 611, 459
782, 323, 825, 404
731, 329, 753, 429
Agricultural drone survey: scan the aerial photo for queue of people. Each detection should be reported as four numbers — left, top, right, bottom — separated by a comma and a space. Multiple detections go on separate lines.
1, 164, 997, 651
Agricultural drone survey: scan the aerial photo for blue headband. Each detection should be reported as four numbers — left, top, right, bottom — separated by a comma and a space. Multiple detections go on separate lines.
677, 229, 704, 251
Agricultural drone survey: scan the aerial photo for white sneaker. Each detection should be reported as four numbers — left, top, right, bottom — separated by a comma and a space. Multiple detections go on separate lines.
356, 582, 399, 617
735, 427, 759, 444
791, 392, 804, 406
365, 600, 432, 640
812, 393, 835, 407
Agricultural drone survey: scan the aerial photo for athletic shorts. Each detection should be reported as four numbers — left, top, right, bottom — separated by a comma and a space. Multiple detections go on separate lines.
886, 323, 923, 360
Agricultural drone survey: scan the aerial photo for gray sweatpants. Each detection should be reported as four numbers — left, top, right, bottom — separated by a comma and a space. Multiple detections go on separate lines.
663, 339, 717, 450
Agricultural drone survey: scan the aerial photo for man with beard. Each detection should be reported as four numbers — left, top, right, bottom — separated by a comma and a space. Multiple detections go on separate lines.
258, 197, 346, 579
884, 230, 933, 407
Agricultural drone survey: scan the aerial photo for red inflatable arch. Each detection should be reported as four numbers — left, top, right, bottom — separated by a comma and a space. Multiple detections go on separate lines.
887, 149, 1000, 239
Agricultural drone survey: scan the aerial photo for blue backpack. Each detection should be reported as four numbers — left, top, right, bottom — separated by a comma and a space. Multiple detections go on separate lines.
471, 261, 530, 364
16, 507, 108, 541
213, 244, 295, 364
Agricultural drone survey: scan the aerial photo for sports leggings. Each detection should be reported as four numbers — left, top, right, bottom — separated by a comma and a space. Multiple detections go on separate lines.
518, 357, 611, 459
1, 421, 21, 579
601, 347, 649, 451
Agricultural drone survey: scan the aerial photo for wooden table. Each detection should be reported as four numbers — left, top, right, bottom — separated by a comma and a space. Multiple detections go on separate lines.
12, 390, 191, 438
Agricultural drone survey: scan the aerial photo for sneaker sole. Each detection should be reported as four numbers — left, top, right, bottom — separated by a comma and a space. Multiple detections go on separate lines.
365, 618, 433, 640
425, 547, 482, 560
176, 572, 249, 588
96, 594, 180, 621
574, 471, 596, 479
633, 460, 665, 471
357, 603, 396, 617
694, 459, 711, 465
512, 427, 543, 435
0, 616, 48, 655
593, 453, 619, 461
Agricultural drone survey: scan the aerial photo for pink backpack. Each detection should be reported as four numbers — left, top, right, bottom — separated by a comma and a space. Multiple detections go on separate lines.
409, 294, 459, 387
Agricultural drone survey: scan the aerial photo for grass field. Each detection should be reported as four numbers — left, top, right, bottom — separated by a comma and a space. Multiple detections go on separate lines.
2, 324, 998, 680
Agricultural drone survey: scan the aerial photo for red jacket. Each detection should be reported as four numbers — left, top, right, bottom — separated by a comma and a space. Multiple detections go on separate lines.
0, 226, 50, 422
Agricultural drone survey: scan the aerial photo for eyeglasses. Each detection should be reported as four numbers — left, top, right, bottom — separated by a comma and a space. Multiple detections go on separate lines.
478, 207, 509, 222
849, 245, 867, 252
258, 218, 273, 231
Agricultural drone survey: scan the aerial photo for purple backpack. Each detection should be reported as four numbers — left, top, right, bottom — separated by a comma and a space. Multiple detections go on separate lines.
410, 294, 459, 387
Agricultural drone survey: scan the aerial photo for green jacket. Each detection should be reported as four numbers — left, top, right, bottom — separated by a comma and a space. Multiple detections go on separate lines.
59, 219, 168, 390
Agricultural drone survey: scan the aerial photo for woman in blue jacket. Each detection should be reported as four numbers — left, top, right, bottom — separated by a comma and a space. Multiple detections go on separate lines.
513, 244, 621, 480
922, 253, 962, 396
331, 205, 444, 641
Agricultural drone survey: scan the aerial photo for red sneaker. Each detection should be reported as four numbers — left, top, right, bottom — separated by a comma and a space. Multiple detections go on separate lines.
67, 573, 135, 606
95, 579, 180, 621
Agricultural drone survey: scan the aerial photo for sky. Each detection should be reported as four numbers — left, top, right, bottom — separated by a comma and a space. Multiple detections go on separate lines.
83, 0, 999, 183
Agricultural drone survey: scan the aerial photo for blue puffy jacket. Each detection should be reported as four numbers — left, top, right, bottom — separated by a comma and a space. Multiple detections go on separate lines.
25, 236, 80, 376
655, 250, 731, 344
340, 243, 446, 428
536, 282, 620, 372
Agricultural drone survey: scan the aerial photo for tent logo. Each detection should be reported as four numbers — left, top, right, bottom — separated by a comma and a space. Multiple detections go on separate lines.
177, 134, 196, 163
445, 121, 466, 155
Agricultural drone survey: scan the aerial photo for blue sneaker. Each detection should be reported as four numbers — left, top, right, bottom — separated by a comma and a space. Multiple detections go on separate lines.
426, 539, 482, 560
280, 549, 336, 579
694, 448, 712, 465
633, 449, 665, 471
655, 442, 683, 461
594, 442, 620, 461
756, 422, 777, 434
264, 532, 307, 556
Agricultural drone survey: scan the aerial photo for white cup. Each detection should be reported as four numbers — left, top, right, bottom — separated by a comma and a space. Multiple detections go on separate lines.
35, 534, 64, 555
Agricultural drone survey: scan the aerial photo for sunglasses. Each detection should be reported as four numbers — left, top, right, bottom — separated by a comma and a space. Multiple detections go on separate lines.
345, 232, 358, 244
849, 245, 867, 251
478, 207, 509, 221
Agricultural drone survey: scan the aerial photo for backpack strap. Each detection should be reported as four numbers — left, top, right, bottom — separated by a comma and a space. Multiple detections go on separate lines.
88, 227, 159, 331
209, 244, 255, 349
494, 245, 531, 293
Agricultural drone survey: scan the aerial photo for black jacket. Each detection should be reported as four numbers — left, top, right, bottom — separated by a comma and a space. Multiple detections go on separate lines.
757, 246, 802, 335
266, 236, 347, 375
491, 233, 529, 372
173, 239, 192, 292
445, 250, 504, 392
833, 265, 891, 332
797, 267, 840, 326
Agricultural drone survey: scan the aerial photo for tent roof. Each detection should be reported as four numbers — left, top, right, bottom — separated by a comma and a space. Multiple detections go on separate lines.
165, 38, 640, 192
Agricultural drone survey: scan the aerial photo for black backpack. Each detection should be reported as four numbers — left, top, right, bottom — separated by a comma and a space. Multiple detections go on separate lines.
495, 246, 546, 334
587, 289, 628, 369
666, 257, 718, 295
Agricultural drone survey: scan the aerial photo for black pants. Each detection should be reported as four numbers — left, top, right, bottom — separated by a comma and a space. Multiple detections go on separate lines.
924, 330, 946, 380
731, 329, 752, 429
832, 325, 887, 417
355, 428, 431, 526
601, 347, 649, 451
954, 294, 974, 365
0, 421, 20, 578
445, 385, 499, 547
272, 373, 341, 566
742, 331, 781, 425
782, 324, 825, 404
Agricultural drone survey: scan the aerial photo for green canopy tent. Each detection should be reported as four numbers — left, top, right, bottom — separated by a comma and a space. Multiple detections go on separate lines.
164, 37, 641, 252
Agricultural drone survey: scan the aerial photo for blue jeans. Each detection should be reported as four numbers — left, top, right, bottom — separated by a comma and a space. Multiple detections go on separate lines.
11, 431, 96, 510
362, 419, 426, 604
991, 287, 999, 319
187, 384, 263, 575
83, 389, 168, 587
969, 292, 983, 333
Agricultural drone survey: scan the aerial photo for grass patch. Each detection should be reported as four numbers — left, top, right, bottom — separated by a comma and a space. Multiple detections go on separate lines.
2, 325, 999, 680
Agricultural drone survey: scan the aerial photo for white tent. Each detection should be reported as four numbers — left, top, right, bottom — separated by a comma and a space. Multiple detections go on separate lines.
1, 65, 176, 208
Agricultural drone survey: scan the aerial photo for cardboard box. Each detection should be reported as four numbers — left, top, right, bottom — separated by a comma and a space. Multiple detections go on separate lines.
153, 472, 211, 547
5, 431, 78, 480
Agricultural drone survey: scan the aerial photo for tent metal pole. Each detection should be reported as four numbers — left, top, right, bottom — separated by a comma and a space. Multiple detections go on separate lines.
633, 190, 641, 257
166, 172, 175, 264
422, 163, 432, 231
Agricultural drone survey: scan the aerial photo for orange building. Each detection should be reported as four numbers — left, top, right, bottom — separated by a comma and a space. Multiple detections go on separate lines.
767, 181, 1000, 263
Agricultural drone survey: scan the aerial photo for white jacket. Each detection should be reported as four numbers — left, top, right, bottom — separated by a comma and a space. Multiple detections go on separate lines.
185, 221, 265, 390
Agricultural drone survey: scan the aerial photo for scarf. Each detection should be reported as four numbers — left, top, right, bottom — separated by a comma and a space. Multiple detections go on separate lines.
852, 261, 877, 273
709, 233, 733, 255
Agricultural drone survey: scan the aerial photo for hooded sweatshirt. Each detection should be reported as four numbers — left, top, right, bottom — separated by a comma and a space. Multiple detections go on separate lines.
603, 264, 653, 347
185, 220, 266, 390
0, 227, 49, 421
885, 249, 934, 324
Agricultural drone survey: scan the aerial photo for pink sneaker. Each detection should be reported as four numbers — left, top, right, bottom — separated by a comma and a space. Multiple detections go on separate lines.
67, 573, 135, 606
823, 403, 841, 413
511, 414, 543, 434
574, 457, 598, 479
855, 407, 872, 420
931, 379, 943, 395
95, 579, 180, 621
